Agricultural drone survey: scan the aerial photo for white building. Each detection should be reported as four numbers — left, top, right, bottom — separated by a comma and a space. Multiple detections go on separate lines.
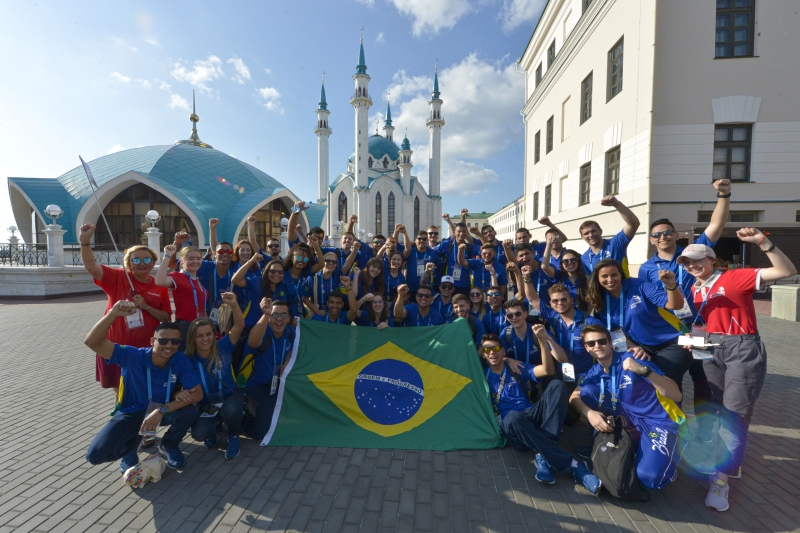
317, 39, 444, 238
518, 0, 800, 272
488, 197, 525, 242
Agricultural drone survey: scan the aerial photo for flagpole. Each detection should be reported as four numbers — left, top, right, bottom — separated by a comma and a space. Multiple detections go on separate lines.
79, 156, 137, 295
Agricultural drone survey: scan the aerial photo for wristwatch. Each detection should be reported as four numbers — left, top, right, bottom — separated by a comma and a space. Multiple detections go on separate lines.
716, 192, 731, 198
158, 405, 170, 415
642, 367, 652, 378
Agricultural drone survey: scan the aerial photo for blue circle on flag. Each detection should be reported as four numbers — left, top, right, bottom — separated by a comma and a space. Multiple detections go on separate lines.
354, 359, 424, 425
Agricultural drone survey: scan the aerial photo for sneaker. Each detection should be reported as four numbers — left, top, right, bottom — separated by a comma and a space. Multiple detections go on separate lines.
534, 454, 555, 485
572, 461, 601, 495
705, 476, 729, 512
203, 434, 217, 449
158, 444, 186, 469
225, 435, 240, 460
730, 466, 742, 479
119, 451, 139, 474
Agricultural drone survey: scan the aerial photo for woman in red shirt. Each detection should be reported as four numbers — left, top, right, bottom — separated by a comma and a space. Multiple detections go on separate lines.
79, 224, 171, 394
156, 243, 208, 350
678, 228, 797, 512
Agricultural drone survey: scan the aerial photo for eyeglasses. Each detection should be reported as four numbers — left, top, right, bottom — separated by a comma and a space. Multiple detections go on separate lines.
506, 311, 523, 319
487, 291, 501, 297
131, 257, 154, 265
156, 338, 181, 346
324, 259, 338, 264
217, 249, 233, 255
271, 312, 290, 320
268, 269, 284, 276
470, 292, 482, 297
584, 338, 610, 347
481, 345, 502, 354
372, 241, 385, 246
562, 258, 579, 265
550, 297, 570, 304
651, 229, 676, 239
427, 232, 438, 236
441, 284, 455, 290
417, 293, 433, 299
294, 255, 309, 263
416, 238, 428, 242
267, 243, 281, 249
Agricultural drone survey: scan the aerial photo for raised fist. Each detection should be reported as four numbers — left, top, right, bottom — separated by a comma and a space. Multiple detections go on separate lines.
251, 253, 264, 264
397, 284, 410, 295
209, 218, 219, 228
503, 239, 514, 248
164, 244, 177, 255
600, 195, 618, 207
395, 223, 403, 232
221, 292, 237, 305
174, 232, 190, 245
537, 216, 551, 226
353, 241, 361, 251
485, 264, 495, 274
351, 267, 361, 277
547, 234, 559, 245
713, 179, 731, 195
520, 265, 531, 276
260, 297, 273, 314
442, 213, 450, 221
340, 276, 351, 288
458, 243, 467, 253
350, 215, 358, 223
658, 270, 677, 287
532, 324, 548, 340
247, 215, 257, 224
425, 262, 435, 272
112, 300, 138, 316
79, 224, 96, 244
460, 208, 469, 217
364, 293, 375, 302
736, 227, 766, 244
469, 227, 480, 235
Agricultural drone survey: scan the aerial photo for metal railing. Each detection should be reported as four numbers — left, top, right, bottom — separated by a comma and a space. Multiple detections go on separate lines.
65, 244, 126, 267
0, 243, 126, 267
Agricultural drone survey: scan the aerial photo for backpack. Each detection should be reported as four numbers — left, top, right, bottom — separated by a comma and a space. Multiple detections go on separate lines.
590, 417, 649, 502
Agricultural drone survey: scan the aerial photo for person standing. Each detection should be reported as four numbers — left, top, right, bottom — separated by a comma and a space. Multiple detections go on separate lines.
449, 294, 486, 347
403, 231, 442, 298
461, 243, 508, 296
580, 196, 640, 276
155, 244, 208, 351
435, 221, 481, 296
393, 284, 445, 327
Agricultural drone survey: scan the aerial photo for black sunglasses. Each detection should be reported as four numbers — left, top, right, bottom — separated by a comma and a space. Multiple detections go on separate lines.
562, 258, 579, 265
417, 293, 433, 299
267, 243, 281, 249
550, 297, 570, 304
427, 232, 438, 236
441, 284, 455, 290
651, 229, 676, 239
506, 311, 523, 319
156, 338, 181, 346
584, 338, 609, 347
268, 269, 284, 275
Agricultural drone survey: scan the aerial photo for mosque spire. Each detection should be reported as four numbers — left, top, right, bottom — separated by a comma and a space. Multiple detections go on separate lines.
356, 29, 367, 75
431, 59, 441, 100
319, 72, 328, 110
384, 96, 393, 127
176, 90, 213, 148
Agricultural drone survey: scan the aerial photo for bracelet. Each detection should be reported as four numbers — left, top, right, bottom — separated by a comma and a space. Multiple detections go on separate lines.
762, 242, 776, 253
716, 192, 731, 198
80, 242, 91, 247
522, 277, 532, 283
164, 254, 171, 259
665, 285, 677, 291
757, 234, 767, 246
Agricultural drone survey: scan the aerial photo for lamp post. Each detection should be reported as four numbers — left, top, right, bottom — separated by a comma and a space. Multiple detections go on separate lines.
43, 205, 66, 267
7, 226, 19, 247
280, 217, 289, 257
144, 210, 162, 255
332, 220, 342, 249
358, 229, 365, 246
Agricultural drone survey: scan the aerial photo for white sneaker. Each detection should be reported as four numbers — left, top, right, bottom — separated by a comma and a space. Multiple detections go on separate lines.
705, 476, 729, 512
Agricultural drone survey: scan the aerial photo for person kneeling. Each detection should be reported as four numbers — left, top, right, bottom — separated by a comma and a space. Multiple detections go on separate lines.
482, 332, 601, 494
85, 301, 203, 472
570, 325, 684, 491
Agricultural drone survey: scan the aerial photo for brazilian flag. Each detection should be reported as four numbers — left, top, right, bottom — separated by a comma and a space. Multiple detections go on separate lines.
262, 319, 503, 450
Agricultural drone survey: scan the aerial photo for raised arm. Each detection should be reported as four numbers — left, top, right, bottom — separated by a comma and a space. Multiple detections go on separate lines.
78, 224, 103, 280
155, 244, 176, 287
601, 196, 640, 240
247, 298, 273, 348
309, 239, 324, 274
247, 216, 260, 254
85, 300, 138, 358
286, 201, 305, 243
442, 213, 456, 239
221, 291, 245, 344
658, 270, 685, 310
342, 276, 359, 321
168, 231, 190, 269
532, 325, 556, 378
346, 214, 358, 235
737, 228, 798, 282
538, 216, 568, 245
519, 265, 540, 306
457, 243, 469, 268
502, 239, 516, 267
231, 253, 263, 287
209, 218, 219, 252
341, 241, 360, 275
541, 235, 556, 279
460, 209, 475, 244
622, 358, 682, 402
394, 284, 409, 320
704, 179, 732, 243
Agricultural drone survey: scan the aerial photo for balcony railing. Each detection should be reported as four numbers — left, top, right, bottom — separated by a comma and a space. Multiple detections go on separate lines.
0, 243, 125, 267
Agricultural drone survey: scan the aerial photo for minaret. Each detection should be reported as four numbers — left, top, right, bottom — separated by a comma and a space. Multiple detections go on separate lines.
383, 97, 394, 142
351, 33, 372, 227
398, 128, 413, 195
175, 90, 213, 149
426, 63, 444, 199
314, 74, 332, 204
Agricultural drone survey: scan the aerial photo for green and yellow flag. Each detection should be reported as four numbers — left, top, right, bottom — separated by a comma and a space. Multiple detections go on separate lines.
262, 319, 503, 450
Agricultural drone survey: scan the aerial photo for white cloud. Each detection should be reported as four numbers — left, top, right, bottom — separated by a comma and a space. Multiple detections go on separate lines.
169, 93, 190, 111
136, 79, 152, 89
376, 32, 385, 43
498, 0, 547, 32
107, 144, 124, 154
387, 0, 473, 35
159, 81, 171, 91
227, 56, 251, 84
110, 72, 131, 83
258, 86, 283, 113
264, 68, 272, 75
170, 55, 224, 93
113, 37, 138, 51
356, 0, 375, 6
145, 37, 160, 46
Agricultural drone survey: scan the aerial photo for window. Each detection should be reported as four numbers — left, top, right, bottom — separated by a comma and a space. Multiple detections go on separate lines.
608, 38, 624, 101
375, 192, 382, 235
714, 124, 752, 181
796, 211, 800, 222
605, 147, 621, 195
547, 40, 556, 68
698, 211, 758, 223
716, 0, 755, 58
413, 197, 420, 235
580, 163, 591, 206
581, 72, 592, 124
237, 199, 290, 250
387, 192, 396, 229
561, 97, 571, 141
338, 192, 348, 222
544, 185, 552, 216
535, 63, 542, 87
582, 0, 593, 13
383, 158, 389, 169
533, 192, 539, 220
368, 157, 373, 168
546, 116, 554, 153
534, 131, 541, 164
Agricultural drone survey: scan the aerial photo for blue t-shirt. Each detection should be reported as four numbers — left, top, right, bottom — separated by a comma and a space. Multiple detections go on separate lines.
486, 363, 539, 419
500, 325, 541, 365
312, 311, 351, 324
308, 271, 344, 311
196, 260, 238, 313
355, 310, 392, 327
436, 239, 481, 288
398, 304, 445, 327
384, 271, 406, 302
602, 278, 681, 347
109, 345, 201, 413
482, 308, 508, 336
447, 315, 486, 346
539, 304, 603, 378
430, 296, 454, 321
484, 241, 508, 265
579, 351, 681, 430
467, 259, 508, 291
284, 271, 311, 318
581, 230, 633, 276
406, 246, 442, 291
248, 326, 295, 387
192, 335, 237, 402
238, 278, 300, 326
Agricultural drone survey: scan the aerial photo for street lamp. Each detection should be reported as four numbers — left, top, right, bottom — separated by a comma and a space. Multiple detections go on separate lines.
145, 210, 161, 227
7, 226, 18, 238
332, 220, 341, 231
44, 205, 63, 225
367, 232, 374, 239
280, 217, 289, 230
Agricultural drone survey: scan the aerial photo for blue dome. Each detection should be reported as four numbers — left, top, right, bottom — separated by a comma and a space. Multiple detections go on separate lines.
401, 137, 411, 151
349, 135, 400, 163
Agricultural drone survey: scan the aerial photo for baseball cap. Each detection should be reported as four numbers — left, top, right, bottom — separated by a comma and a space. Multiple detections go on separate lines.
677, 244, 716, 265
441, 275, 455, 285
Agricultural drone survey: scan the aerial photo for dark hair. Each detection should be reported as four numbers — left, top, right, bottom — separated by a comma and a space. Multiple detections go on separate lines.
417, 285, 433, 296
515, 228, 531, 236
649, 218, 676, 232
283, 243, 313, 272
388, 250, 404, 267
310, 226, 324, 236
261, 259, 286, 298
515, 243, 533, 253
217, 241, 233, 249
502, 298, 526, 312
481, 333, 502, 345
361, 257, 386, 296
233, 239, 259, 273
586, 258, 627, 312
271, 300, 290, 312
454, 222, 467, 230
416, 231, 428, 239
367, 294, 390, 323
486, 285, 502, 293
327, 292, 345, 304
579, 220, 601, 233
373, 234, 386, 241
545, 228, 558, 236
155, 322, 182, 335
581, 324, 611, 341
481, 225, 495, 234
558, 249, 589, 311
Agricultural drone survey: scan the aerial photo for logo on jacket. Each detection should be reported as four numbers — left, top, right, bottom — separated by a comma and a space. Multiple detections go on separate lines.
711, 286, 725, 298
650, 428, 669, 456
629, 295, 643, 309
618, 375, 633, 390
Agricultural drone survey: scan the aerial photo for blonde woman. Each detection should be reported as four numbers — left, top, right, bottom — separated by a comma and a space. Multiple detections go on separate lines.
155, 244, 208, 350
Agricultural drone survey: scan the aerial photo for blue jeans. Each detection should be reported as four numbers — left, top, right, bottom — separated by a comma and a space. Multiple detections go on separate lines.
86, 405, 199, 464
241, 383, 278, 440
190, 390, 245, 441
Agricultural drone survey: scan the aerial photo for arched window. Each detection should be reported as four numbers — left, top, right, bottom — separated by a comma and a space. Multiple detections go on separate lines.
368, 157, 373, 168
387, 192, 396, 229
375, 192, 382, 235
383, 158, 388, 169
338, 192, 348, 223
413, 197, 420, 236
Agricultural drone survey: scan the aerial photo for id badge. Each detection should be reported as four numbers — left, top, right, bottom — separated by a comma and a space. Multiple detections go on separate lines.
690, 324, 713, 359
126, 309, 145, 330
452, 266, 462, 281
200, 403, 223, 418
562, 362, 575, 382
610, 328, 627, 352
691, 324, 707, 342
674, 299, 693, 320
140, 402, 164, 437
416, 263, 425, 276
528, 302, 539, 317
270, 375, 280, 396
209, 306, 221, 325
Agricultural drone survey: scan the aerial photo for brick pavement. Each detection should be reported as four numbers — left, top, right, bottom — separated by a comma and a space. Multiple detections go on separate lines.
1, 296, 798, 533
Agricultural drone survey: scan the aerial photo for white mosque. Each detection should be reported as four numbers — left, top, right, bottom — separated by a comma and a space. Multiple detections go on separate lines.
315, 38, 444, 238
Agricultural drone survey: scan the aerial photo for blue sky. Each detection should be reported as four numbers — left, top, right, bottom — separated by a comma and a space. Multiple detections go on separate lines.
0, 0, 547, 240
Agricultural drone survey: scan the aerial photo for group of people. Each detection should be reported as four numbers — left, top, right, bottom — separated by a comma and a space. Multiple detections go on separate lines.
81, 179, 797, 512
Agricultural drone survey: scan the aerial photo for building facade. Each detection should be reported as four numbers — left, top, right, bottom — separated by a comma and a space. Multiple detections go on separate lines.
518, 0, 800, 272
488, 197, 525, 242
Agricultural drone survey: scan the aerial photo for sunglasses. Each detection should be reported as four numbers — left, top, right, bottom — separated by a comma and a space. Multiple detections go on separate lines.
584, 338, 609, 347
294, 255, 310, 263
481, 345, 502, 354
324, 259, 338, 264
417, 293, 433, 299
506, 311, 523, 319
441, 284, 455, 290
267, 243, 281, 249
550, 297, 570, 304
131, 257, 153, 265
373, 241, 385, 246
271, 312, 290, 320
156, 338, 181, 346
651, 229, 676, 239
487, 291, 502, 297
427, 232, 438, 236
416, 238, 428, 242
217, 249, 234, 255
562, 258, 579, 265
268, 269, 284, 276
470, 292, 482, 297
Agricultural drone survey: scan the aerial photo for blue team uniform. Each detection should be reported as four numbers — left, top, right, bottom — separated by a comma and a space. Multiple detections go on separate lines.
406, 246, 442, 291
482, 308, 508, 335
384, 271, 406, 302
430, 296, 454, 321
238, 278, 298, 326
500, 325, 542, 365
436, 239, 481, 289
467, 259, 508, 291
354, 310, 393, 327
447, 315, 486, 346
602, 278, 683, 347
308, 271, 344, 312
284, 272, 311, 318
539, 303, 603, 379
397, 304, 445, 327
312, 312, 351, 325
486, 363, 539, 419
192, 336, 237, 403
247, 326, 295, 387
581, 230, 633, 276
196, 260, 238, 313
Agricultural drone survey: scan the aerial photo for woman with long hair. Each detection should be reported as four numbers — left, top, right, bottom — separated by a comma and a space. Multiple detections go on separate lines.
185, 292, 245, 460
156, 244, 208, 351
357, 257, 386, 301
231, 256, 297, 328
343, 273, 391, 329
541, 237, 590, 312
282, 243, 319, 318
385, 250, 405, 304
469, 287, 488, 320
586, 258, 689, 388
233, 239, 261, 275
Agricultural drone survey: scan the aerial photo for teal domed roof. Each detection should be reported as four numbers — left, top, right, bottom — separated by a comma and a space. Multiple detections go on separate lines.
348, 134, 400, 164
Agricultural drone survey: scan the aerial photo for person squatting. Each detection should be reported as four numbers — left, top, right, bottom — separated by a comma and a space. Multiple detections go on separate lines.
81, 181, 798, 512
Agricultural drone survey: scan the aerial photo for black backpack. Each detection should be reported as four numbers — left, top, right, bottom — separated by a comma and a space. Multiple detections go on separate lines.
590, 418, 649, 502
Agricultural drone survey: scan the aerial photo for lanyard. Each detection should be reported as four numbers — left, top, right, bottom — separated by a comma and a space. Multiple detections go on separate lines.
272, 337, 288, 374
417, 308, 432, 327
693, 286, 712, 325
592, 241, 609, 270
185, 272, 206, 315
559, 319, 575, 356
598, 364, 618, 412
146, 365, 173, 404
197, 361, 222, 399
605, 284, 624, 330
213, 269, 231, 300
485, 366, 507, 407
